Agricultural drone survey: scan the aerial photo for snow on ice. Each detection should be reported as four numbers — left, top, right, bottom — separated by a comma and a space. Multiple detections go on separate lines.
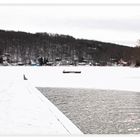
24, 66, 140, 92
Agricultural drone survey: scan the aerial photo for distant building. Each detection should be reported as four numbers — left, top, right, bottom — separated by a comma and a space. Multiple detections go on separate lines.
118, 59, 128, 66
0, 53, 11, 65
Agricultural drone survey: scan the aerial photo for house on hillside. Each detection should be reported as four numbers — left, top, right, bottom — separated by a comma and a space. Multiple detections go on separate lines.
0, 53, 11, 65
118, 59, 128, 66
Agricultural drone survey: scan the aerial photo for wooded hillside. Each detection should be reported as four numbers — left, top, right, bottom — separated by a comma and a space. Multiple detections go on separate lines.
0, 29, 139, 66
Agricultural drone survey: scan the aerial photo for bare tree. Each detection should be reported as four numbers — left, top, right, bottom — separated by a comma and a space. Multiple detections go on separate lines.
135, 39, 140, 48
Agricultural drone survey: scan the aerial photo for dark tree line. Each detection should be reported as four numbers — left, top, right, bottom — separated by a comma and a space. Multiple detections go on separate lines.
0, 29, 139, 66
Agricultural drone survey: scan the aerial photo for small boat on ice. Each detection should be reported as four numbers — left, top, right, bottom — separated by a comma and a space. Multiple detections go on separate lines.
63, 70, 81, 74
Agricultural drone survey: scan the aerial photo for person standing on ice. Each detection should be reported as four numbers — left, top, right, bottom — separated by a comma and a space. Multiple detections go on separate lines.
23, 74, 28, 80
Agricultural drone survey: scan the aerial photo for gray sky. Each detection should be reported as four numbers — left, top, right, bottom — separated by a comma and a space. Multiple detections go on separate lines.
0, 5, 140, 46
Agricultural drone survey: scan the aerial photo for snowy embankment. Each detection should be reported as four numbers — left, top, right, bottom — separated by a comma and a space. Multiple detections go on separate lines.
0, 67, 82, 135
23, 66, 140, 92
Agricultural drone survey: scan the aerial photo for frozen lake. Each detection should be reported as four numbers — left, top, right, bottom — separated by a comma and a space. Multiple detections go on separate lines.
17, 66, 140, 92
0, 66, 140, 134
38, 87, 140, 134
0, 66, 140, 92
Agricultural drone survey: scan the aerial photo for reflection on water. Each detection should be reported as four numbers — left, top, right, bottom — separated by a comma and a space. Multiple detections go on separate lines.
38, 87, 140, 134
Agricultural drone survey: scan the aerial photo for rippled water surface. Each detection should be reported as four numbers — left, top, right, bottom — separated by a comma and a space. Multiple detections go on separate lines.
38, 87, 140, 134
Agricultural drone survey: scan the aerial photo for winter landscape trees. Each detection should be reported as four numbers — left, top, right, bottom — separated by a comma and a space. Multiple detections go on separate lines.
0, 29, 139, 66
